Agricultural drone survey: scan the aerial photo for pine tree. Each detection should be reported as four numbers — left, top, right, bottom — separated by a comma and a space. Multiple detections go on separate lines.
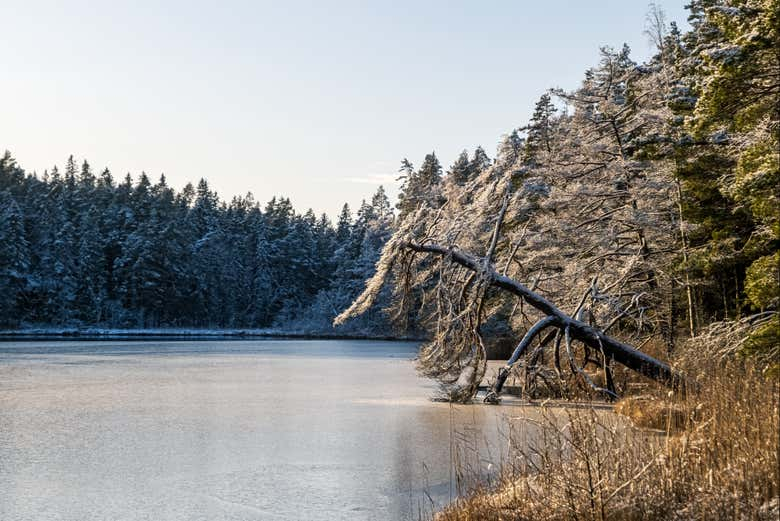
396, 153, 443, 219
0, 192, 30, 323
79, 160, 96, 190
335, 203, 352, 244
75, 206, 106, 322
496, 129, 524, 167
524, 93, 557, 160
447, 150, 472, 186
395, 158, 416, 218
98, 167, 114, 189
470, 146, 491, 174
371, 185, 392, 222
64, 155, 77, 191
0, 151, 26, 195
418, 152, 443, 187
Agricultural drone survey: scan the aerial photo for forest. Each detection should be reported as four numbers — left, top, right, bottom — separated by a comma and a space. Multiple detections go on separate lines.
336, 0, 779, 388
0, 153, 398, 334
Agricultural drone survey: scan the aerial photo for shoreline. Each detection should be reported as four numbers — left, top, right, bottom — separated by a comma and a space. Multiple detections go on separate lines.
0, 327, 423, 342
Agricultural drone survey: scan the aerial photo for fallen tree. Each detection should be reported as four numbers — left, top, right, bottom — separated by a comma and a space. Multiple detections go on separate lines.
403, 241, 686, 402
336, 227, 686, 403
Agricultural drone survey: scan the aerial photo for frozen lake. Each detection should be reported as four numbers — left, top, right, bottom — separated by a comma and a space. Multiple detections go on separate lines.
0, 339, 519, 520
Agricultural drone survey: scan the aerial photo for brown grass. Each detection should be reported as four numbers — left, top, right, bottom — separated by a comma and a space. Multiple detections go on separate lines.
435, 343, 780, 520
614, 395, 693, 432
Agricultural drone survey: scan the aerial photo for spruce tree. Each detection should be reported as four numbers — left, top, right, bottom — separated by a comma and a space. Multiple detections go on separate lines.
447, 150, 472, 186
0, 192, 30, 323
524, 93, 557, 160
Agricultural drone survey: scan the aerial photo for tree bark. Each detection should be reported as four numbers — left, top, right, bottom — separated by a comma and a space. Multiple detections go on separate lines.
486, 316, 558, 402
403, 241, 687, 395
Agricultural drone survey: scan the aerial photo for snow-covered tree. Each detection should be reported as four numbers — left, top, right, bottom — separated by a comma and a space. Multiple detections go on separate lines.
0, 191, 30, 323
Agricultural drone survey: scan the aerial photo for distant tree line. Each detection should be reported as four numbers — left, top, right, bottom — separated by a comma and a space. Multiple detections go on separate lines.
0, 153, 398, 332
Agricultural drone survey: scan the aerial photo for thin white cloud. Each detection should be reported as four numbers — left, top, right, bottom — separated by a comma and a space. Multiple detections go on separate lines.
342, 173, 398, 185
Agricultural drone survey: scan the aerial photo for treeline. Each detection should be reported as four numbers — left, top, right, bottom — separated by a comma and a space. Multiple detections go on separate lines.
338, 0, 778, 368
0, 154, 397, 332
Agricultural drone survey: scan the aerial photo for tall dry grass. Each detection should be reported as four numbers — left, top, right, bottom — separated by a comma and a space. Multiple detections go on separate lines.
436, 326, 779, 520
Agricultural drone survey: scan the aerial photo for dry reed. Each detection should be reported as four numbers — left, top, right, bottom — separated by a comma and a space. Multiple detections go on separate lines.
436, 329, 779, 520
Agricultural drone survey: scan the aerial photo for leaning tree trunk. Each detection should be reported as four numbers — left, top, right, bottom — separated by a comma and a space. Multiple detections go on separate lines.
403, 241, 687, 402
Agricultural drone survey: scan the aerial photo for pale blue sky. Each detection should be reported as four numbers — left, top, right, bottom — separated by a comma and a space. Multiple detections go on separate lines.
1, 0, 689, 217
